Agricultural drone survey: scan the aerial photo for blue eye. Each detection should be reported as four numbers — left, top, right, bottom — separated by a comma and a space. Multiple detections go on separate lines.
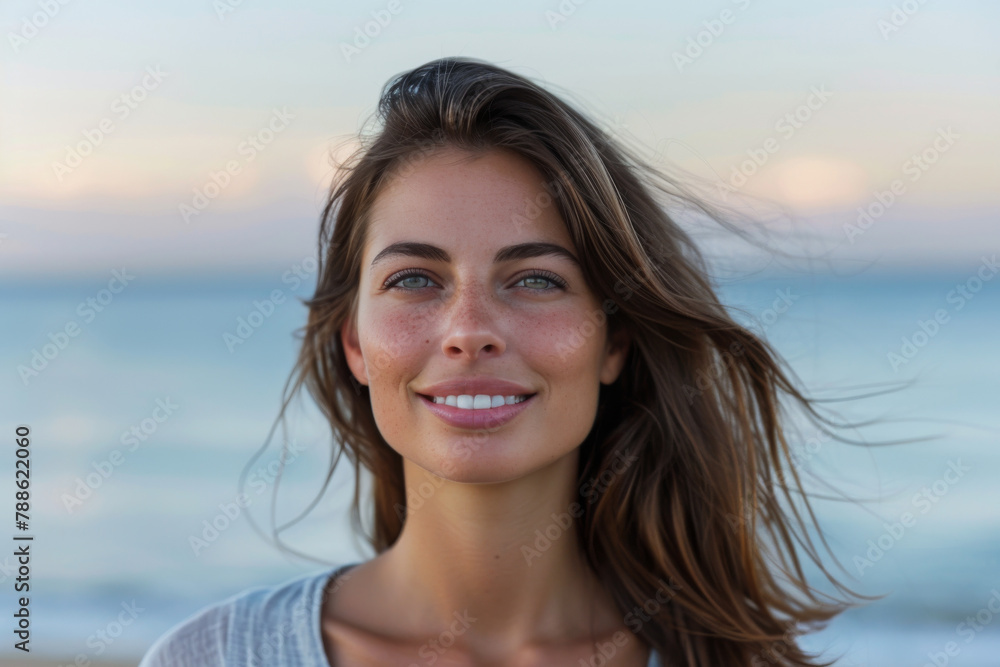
382, 270, 438, 291
514, 271, 567, 290
381, 269, 567, 292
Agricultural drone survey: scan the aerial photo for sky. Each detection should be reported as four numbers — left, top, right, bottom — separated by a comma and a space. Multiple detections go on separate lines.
1, 0, 998, 281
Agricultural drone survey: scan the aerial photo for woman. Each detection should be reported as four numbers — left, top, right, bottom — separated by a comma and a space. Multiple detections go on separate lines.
140, 57, 878, 666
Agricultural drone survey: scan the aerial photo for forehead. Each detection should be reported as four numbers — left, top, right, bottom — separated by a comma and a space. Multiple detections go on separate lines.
363, 146, 573, 263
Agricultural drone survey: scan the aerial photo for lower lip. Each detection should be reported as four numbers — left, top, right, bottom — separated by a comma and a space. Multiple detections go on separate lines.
418, 393, 537, 430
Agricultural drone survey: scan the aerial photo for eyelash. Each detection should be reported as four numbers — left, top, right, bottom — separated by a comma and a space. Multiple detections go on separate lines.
382, 269, 568, 292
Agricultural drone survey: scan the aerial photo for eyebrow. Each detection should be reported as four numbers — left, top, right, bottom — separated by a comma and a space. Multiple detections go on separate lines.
369, 241, 581, 271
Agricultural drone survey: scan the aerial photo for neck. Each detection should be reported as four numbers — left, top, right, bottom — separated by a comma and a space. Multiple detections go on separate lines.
376, 449, 620, 653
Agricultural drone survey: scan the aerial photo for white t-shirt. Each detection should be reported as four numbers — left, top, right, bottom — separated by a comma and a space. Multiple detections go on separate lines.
138, 562, 663, 666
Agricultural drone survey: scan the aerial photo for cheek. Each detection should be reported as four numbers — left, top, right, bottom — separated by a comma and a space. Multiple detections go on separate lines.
524, 305, 607, 454
360, 306, 433, 384
527, 304, 608, 380
359, 323, 419, 448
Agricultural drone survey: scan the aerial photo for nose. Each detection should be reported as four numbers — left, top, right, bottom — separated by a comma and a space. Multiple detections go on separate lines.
438, 281, 507, 362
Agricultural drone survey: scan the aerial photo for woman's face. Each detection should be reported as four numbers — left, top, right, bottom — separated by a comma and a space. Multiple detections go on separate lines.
341, 145, 629, 484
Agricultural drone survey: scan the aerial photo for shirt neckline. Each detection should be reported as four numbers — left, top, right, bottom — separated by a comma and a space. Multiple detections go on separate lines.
310, 562, 658, 667
312, 561, 361, 667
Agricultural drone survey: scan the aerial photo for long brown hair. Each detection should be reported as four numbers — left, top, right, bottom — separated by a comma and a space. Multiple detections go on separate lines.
241, 56, 909, 665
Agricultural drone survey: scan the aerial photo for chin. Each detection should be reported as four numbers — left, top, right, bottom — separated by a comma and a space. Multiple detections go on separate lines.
407, 439, 577, 488
416, 453, 531, 485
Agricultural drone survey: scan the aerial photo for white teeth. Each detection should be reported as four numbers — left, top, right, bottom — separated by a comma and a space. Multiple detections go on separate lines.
431, 394, 530, 409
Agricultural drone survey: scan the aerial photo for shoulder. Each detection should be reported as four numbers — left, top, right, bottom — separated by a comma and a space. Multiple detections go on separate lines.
136, 596, 230, 667
138, 566, 347, 667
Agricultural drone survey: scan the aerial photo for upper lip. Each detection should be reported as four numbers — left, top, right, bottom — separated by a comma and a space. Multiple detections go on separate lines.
416, 377, 536, 398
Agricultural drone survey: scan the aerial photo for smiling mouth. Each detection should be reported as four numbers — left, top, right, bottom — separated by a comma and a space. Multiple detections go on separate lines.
416, 393, 537, 409
416, 392, 538, 430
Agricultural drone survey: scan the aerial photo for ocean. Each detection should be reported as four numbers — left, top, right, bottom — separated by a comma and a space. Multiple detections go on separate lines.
1, 268, 998, 666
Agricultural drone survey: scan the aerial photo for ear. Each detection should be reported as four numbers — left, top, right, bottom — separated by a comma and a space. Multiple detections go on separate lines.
340, 313, 369, 387
599, 327, 631, 386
